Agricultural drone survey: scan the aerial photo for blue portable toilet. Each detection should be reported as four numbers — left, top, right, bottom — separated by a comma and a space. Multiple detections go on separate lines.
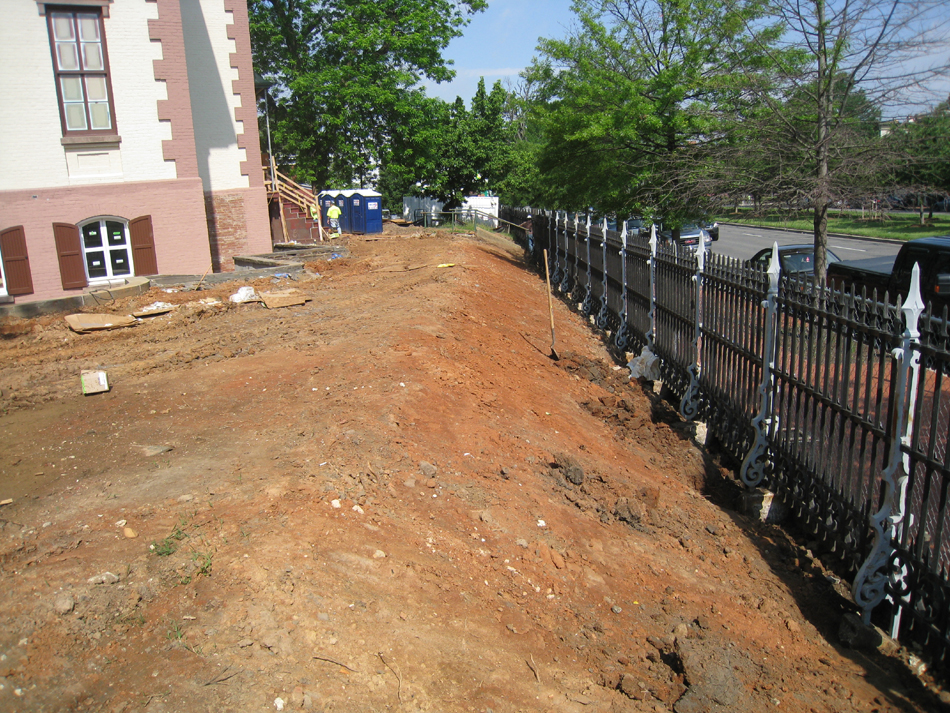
350, 190, 383, 234
336, 191, 351, 234
317, 191, 340, 228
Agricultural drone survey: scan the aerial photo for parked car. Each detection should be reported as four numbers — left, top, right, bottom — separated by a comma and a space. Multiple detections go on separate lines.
659, 223, 712, 251
699, 220, 719, 241
826, 236, 950, 310
749, 244, 841, 276
624, 217, 650, 238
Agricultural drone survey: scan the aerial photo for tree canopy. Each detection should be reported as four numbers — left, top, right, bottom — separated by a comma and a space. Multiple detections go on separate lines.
887, 96, 950, 211
248, 0, 950, 243
374, 78, 512, 210
249, 0, 486, 188
731, 0, 950, 277
522, 0, 778, 224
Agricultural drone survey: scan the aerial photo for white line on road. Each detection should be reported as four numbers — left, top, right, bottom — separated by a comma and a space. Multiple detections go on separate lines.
742, 232, 763, 237
829, 245, 867, 253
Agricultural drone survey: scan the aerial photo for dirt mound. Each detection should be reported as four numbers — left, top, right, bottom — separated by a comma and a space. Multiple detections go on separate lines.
0, 229, 943, 712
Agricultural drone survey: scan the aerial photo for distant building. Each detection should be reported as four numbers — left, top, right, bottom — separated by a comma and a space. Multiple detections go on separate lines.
879, 116, 917, 137
0, 0, 271, 305
402, 196, 500, 228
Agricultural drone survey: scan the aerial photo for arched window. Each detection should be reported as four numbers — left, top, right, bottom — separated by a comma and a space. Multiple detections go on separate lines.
78, 217, 132, 282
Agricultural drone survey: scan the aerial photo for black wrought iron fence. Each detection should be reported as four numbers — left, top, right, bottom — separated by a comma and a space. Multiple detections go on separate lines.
501, 205, 950, 673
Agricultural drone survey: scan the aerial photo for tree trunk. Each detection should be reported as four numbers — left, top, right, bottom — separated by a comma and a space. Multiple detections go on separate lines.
813, 0, 830, 284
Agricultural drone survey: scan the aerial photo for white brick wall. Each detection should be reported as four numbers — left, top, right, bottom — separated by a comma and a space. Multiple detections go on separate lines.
0, 1, 176, 192
0, 4, 72, 189
108, 0, 177, 183
182, 0, 249, 192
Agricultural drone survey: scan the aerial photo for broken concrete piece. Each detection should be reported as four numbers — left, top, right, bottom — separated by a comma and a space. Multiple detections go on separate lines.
742, 487, 788, 523
139, 445, 173, 457
54, 594, 75, 614
674, 638, 742, 712
88, 572, 120, 585
65, 314, 136, 333
260, 289, 309, 309
838, 612, 884, 650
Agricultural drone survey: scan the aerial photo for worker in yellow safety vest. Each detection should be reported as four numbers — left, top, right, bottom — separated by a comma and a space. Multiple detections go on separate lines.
326, 203, 342, 238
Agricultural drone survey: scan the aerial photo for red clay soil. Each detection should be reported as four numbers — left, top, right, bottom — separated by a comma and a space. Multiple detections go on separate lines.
0, 225, 946, 713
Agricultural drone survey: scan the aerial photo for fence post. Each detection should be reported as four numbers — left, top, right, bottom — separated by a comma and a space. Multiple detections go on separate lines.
597, 218, 611, 328
740, 243, 782, 488
680, 236, 707, 420
647, 225, 658, 352
561, 214, 577, 293
551, 211, 563, 284
852, 264, 924, 627
581, 214, 594, 315
615, 221, 632, 352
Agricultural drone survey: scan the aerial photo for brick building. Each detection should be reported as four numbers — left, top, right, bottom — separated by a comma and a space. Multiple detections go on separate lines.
0, 0, 271, 305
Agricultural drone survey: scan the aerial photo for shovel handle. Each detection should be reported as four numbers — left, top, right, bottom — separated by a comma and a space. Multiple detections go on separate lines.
543, 249, 556, 346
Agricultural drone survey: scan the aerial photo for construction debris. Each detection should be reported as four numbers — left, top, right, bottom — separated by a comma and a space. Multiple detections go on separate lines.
132, 302, 175, 318
65, 313, 136, 333
260, 289, 310, 309
80, 370, 110, 395
229, 286, 260, 304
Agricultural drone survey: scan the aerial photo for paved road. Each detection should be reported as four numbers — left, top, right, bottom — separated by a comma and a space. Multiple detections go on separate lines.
712, 223, 900, 264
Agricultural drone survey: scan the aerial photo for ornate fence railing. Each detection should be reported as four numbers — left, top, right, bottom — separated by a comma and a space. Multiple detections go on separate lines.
502, 206, 950, 673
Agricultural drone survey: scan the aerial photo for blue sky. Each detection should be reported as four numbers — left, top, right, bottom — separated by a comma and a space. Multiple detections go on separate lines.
423, 0, 949, 115
423, 0, 578, 103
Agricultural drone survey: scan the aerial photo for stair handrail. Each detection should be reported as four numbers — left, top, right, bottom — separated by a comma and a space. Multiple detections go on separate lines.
262, 166, 319, 214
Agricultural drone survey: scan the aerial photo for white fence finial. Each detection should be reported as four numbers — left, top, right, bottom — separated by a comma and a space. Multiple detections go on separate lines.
903, 263, 925, 337
696, 230, 707, 272
767, 242, 781, 293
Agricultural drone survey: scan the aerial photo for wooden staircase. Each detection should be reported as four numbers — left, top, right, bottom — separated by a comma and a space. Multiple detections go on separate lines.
263, 160, 325, 244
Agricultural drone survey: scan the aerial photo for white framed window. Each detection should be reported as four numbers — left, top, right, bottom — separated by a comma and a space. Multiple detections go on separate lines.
47, 8, 117, 137
79, 217, 131, 282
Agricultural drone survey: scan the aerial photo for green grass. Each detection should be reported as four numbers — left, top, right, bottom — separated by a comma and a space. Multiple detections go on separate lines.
430, 218, 480, 234
715, 208, 950, 242
150, 523, 188, 556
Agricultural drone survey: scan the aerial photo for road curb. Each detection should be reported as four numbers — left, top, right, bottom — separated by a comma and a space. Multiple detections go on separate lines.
717, 221, 905, 246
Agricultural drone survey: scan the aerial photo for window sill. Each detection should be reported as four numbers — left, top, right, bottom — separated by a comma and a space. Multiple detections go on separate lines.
37, 1, 113, 17
62, 135, 122, 147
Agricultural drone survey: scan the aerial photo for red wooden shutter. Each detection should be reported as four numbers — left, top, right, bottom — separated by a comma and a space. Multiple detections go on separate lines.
129, 215, 158, 276
53, 223, 88, 290
0, 226, 35, 296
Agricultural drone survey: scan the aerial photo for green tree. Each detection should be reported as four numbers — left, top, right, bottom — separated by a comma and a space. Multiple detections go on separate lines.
375, 92, 447, 213
887, 97, 950, 221
495, 72, 552, 207
426, 97, 480, 206
383, 79, 513, 210
723, 78, 884, 218
528, 0, 776, 227
468, 78, 512, 194
249, 0, 486, 188
734, 0, 950, 279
